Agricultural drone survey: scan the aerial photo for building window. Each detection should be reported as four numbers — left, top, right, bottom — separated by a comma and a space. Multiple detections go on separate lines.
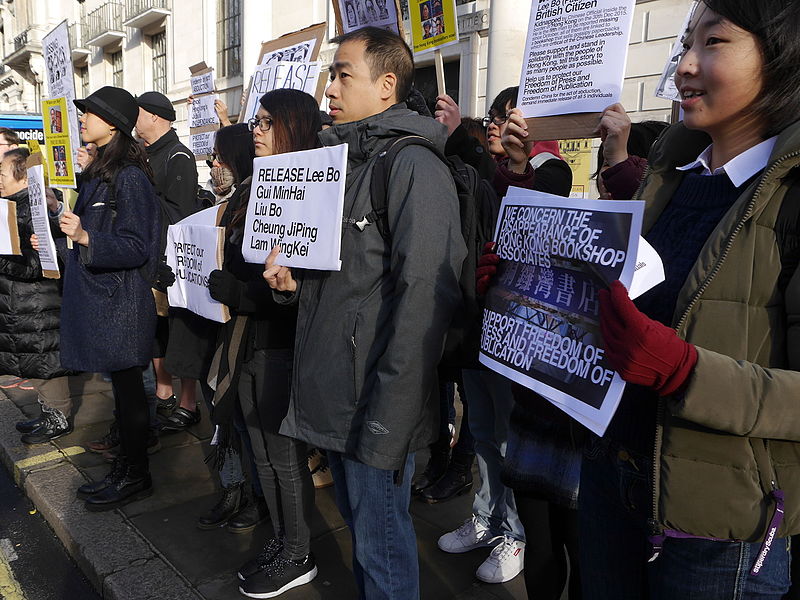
79, 66, 89, 97
152, 31, 167, 93
110, 50, 123, 87
217, 0, 241, 78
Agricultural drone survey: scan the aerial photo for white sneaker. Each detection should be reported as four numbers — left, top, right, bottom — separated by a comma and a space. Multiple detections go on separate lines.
475, 535, 525, 584
438, 515, 503, 554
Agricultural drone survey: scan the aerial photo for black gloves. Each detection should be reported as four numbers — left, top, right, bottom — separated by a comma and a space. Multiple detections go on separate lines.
208, 269, 242, 309
154, 261, 175, 293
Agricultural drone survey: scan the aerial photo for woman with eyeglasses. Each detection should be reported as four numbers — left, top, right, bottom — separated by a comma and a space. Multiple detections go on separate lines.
206, 89, 320, 599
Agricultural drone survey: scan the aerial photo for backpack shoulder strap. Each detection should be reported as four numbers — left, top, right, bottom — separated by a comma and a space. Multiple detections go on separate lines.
366, 135, 445, 242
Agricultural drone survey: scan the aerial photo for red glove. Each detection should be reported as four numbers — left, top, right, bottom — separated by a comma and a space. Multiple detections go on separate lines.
476, 241, 500, 296
600, 280, 697, 396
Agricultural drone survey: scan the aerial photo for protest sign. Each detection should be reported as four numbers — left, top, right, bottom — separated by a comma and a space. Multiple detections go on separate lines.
409, 0, 458, 54
241, 61, 321, 126
166, 223, 230, 323
187, 62, 219, 159
332, 0, 404, 36
655, 1, 699, 102
517, 0, 635, 140
42, 21, 79, 186
189, 94, 219, 129
0, 199, 20, 256
242, 144, 347, 270
479, 188, 645, 435
26, 156, 60, 278
240, 23, 326, 124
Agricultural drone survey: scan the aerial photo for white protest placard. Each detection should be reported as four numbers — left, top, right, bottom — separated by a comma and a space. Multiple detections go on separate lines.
166, 223, 230, 323
191, 71, 215, 96
655, 1, 699, 102
242, 144, 347, 270
0, 198, 20, 256
189, 94, 219, 129
42, 21, 80, 184
479, 188, 644, 436
242, 62, 321, 125
628, 237, 664, 300
25, 162, 59, 277
190, 131, 215, 157
517, 0, 635, 119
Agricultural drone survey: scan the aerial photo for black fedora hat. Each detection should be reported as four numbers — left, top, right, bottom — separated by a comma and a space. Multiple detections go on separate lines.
74, 86, 138, 139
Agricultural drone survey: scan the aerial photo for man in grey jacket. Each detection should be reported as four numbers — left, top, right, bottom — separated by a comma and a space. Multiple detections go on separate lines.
264, 27, 465, 600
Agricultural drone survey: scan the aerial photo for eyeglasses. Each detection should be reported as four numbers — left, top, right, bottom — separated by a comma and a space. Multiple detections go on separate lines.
482, 113, 508, 127
247, 116, 273, 133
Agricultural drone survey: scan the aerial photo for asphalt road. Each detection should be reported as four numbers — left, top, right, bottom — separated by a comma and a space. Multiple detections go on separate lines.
0, 464, 100, 600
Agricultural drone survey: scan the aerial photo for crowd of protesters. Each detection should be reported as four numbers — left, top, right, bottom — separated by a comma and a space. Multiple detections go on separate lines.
2, 0, 800, 598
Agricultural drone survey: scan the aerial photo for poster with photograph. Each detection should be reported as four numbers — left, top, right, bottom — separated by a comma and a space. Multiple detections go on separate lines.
242, 144, 347, 270
333, 0, 403, 36
26, 159, 60, 278
517, 0, 635, 119
42, 20, 80, 185
479, 188, 645, 435
41, 97, 76, 186
655, 1, 699, 102
409, 0, 459, 54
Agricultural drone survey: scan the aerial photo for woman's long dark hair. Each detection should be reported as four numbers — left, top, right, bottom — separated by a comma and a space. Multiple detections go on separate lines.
215, 123, 255, 185
231, 89, 322, 229
82, 122, 153, 184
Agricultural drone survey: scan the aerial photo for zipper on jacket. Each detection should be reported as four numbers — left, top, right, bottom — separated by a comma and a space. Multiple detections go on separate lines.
646, 149, 800, 546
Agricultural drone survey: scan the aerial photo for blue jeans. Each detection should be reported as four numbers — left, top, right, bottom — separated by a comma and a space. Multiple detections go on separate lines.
328, 452, 418, 600
580, 439, 792, 599
463, 368, 524, 541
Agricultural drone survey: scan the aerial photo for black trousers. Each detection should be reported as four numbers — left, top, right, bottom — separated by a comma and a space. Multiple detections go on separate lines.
111, 366, 149, 470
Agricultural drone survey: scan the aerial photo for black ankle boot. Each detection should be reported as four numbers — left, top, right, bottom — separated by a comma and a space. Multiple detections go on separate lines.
411, 443, 450, 495
421, 451, 474, 504
227, 494, 269, 534
77, 457, 128, 499
84, 463, 153, 512
197, 483, 246, 530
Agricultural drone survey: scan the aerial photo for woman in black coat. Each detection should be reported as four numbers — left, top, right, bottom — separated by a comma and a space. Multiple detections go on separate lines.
0, 148, 72, 444
58, 86, 162, 511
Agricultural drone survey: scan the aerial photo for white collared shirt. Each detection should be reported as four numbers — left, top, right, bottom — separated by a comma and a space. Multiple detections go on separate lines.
676, 136, 778, 187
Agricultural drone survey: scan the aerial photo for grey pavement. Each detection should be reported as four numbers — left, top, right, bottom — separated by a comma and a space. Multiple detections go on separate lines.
0, 373, 529, 600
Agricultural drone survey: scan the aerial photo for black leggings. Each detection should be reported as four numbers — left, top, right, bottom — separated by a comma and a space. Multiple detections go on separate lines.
111, 366, 149, 470
514, 490, 581, 600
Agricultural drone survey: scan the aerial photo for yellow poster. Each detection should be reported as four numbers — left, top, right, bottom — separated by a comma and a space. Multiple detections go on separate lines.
41, 97, 76, 188
409, 0, 458, 54
559, 138, 594, 199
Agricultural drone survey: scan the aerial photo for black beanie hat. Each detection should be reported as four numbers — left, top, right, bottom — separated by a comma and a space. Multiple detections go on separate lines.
136, 91, 177, 122
74, 86, 139, 139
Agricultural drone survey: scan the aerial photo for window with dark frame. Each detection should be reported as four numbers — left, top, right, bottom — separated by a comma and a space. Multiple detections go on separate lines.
79, 65, 89, 97
217, 0, 241, 78
110, 50, 123, 87
152, 31, 167, 94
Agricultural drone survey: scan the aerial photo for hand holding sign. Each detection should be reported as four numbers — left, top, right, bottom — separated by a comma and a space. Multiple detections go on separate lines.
434, 94, 462, 136
596, 103, 631, 168
501, 108, 535, 174
30, 233, 40, 252
263, 245, 297, 293
76, 144, 96, 170
60, 211, 88, 246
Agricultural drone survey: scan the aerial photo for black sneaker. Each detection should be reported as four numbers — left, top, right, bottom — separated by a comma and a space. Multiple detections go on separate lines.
20, 411, 72, 445
156, 394, 177, 417
238, 537, 283, 581
239, 551, 317, 598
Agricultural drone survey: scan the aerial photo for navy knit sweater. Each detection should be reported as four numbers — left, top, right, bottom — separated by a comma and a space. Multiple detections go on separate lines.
607, 170, 752, 454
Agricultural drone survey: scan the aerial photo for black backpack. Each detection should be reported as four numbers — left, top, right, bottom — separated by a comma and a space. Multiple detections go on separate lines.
366, 135, 499, 372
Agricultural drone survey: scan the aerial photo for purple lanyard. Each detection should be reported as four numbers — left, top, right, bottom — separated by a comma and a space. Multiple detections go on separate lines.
647, 488, 785, 577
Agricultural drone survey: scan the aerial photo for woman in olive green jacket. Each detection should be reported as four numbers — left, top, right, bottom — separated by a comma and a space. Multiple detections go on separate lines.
583, 1, 800, 598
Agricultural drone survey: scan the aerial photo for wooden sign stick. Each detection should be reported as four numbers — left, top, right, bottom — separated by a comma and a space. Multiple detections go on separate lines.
434, 49, 446, 96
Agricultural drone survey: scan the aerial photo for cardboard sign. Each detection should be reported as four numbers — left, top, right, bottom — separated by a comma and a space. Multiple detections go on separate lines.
190, 131, 215, 157
332, 0, 404, 36
242, 144, 348, 270
242, 62, 321, 126
0, 198, 21, 256
240, 23, 327, 122
188, 62, 219, 159
479, 188, 646, 436
409, 0, 458, 54
42, 21, 80, 185
189, 62, 216, 96
166, 223, 230, 323
518, 0, 635, 140
189, 94, 220, 129
26, 156, 60, 278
